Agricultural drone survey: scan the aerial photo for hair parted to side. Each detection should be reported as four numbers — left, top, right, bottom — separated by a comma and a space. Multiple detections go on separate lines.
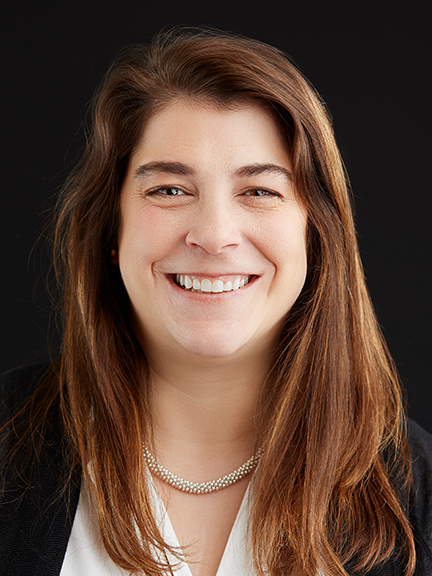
47, 27, 415, 575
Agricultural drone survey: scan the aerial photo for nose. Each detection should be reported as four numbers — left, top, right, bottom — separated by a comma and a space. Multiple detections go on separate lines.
185, 197, 242, 255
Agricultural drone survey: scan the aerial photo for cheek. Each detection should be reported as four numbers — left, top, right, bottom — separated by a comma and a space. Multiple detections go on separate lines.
252, 211, 308, 277
119, 206, 184, 264
275, 232, 308, 293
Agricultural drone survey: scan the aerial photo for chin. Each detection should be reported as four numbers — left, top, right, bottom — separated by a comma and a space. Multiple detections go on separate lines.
176, 332, 253, 360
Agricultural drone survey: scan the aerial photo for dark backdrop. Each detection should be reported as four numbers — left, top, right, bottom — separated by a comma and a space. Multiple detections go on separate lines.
1, 3, 431, 430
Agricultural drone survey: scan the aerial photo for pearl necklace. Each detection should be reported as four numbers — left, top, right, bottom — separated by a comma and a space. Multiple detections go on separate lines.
144, 446, 264, 494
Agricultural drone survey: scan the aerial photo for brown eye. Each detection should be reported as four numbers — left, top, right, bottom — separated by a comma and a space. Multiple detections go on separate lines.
149, 186, 186, 196
160, 187, 185, 196
244, 189, 280, 197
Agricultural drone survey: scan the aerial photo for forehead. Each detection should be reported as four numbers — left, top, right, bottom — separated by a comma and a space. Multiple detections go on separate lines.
129, 98, 291, 173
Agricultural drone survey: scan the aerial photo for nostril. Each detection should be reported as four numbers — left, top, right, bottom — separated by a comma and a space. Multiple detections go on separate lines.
185, 230, 241, 255
185, 210, 241, 254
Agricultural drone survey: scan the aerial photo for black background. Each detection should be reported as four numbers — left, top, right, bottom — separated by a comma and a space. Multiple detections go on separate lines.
1, 3, 431, 430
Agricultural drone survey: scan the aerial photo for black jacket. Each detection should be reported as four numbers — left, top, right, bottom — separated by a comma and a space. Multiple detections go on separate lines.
1, 364, 432, 575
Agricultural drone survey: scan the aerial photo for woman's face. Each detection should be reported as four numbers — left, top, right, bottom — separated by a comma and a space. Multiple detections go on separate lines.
117, 99, 307, 361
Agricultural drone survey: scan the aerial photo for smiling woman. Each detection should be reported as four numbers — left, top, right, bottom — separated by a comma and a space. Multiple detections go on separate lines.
1, 27, 432, 576
117, 100, 307, 360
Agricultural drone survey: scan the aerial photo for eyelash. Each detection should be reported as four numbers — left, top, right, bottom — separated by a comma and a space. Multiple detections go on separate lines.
244, 188, 281, 198
148, 186, 282, 198
147, 186, 186, 197
146, 186, 282, 198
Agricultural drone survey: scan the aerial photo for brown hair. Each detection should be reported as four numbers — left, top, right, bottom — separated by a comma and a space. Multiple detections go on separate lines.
29, 28, 417, 574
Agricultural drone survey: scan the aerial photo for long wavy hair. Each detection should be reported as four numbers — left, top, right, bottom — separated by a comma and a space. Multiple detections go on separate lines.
31, 28, 415, 575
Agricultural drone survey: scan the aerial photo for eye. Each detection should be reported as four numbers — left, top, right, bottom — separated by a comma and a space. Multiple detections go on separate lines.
148, 186, 186, 197
244, 188, 281, 198
152, 186, 185, 196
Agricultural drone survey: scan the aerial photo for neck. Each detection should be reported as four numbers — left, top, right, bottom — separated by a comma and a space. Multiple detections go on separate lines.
146, 342, 272, 476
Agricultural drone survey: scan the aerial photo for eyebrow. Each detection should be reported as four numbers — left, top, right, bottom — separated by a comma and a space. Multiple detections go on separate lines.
135, 161, 195, 179
134, 161, 293, 181
234, 163, 293, 181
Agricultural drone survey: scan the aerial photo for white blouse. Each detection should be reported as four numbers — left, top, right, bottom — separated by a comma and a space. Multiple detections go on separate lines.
60, 477, 254, 576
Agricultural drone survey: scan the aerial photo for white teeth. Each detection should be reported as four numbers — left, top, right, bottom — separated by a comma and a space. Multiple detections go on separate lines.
175, 275, 251, 293
212, 280, 224, 293
201, 279, 212, 292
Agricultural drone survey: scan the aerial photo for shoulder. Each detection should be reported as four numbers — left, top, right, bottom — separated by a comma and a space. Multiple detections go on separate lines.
407, 418, 432, 486
406, 418, 432, 513
0, 364, 81, 575
0, 363, 51, 391
0, 363, 60, 467
407, 418, 432, 520
1, 363, 57, 461
406, 419, 432, 573
0, 363, 51, 416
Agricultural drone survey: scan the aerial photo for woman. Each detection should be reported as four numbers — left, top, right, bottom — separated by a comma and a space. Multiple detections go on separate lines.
1, 28, 432, 576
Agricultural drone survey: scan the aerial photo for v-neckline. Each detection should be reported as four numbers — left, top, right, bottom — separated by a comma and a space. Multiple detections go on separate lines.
148, 475, 254, 576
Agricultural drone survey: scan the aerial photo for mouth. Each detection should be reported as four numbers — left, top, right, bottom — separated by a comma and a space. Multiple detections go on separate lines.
173, 274, 254, 294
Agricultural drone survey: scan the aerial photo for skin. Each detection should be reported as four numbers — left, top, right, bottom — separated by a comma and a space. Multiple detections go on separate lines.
117, 99, 308, 576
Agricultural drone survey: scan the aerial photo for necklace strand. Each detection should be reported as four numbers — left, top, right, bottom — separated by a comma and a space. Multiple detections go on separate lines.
144, 446, 264, 494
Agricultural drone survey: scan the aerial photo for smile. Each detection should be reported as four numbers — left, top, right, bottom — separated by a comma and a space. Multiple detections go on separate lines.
174, 274, 252, 294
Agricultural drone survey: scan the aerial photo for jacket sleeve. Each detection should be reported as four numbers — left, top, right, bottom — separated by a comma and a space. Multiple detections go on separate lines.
407, 419, 432, 574
0, 364, 81, 576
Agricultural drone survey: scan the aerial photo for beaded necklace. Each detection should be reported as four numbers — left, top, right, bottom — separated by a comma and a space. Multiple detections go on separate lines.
144, 446, 263, 494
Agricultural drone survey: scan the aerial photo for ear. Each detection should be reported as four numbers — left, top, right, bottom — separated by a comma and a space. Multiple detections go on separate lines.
110, 248, 119, 265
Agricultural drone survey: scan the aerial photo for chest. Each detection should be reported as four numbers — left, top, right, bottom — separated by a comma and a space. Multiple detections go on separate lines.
61, 477, 254, 576
155, 476, 251, 576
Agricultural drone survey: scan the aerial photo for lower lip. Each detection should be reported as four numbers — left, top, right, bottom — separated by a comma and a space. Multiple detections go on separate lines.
167, 275, 258, 299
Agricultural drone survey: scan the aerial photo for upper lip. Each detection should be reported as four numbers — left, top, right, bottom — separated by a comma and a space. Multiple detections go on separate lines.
170, 273, 257, 282
169, 272, 257, 277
